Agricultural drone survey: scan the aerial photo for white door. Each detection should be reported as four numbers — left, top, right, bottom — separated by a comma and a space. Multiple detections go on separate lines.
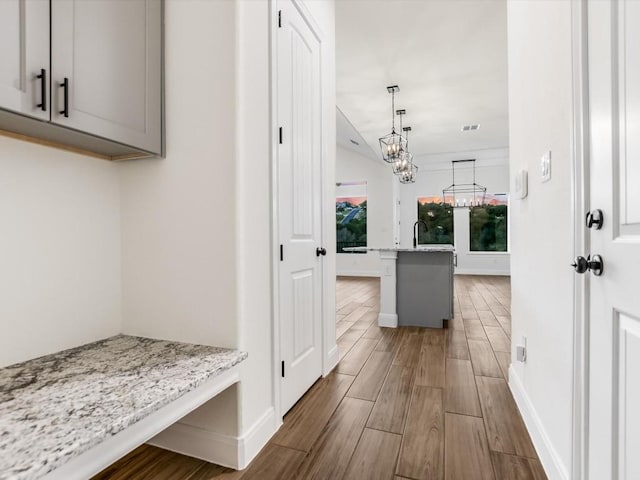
0, 0, 49, 121
587, 1, 640, 478
277, 0, 324, 414
50, 0, 162, 154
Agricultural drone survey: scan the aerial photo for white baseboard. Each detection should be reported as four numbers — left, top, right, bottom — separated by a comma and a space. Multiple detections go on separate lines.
325, 344, 339, 375
378, 313, 398, 328
509, 367, 569, 480
149, 407, 277, 470
336, 270, 380, 277
454, 268, 510, 276
237, 407, 278, 469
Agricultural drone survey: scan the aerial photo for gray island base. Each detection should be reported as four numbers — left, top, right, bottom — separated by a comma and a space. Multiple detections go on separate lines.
344, 245, 455, 328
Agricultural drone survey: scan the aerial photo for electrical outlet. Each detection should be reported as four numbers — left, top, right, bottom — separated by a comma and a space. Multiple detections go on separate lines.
516, 336, 527, 362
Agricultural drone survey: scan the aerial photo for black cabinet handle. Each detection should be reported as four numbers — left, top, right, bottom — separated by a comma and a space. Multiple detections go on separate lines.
36, 69, 46, 111
59, 78, 69, 117
316, 247, 327, 257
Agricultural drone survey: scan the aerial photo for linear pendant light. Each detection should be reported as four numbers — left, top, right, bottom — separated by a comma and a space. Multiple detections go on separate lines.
442, 159, 486, 206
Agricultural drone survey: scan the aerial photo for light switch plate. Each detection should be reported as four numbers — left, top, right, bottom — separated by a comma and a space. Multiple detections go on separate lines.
541, 151, 551, 182
515, 169, 528, 199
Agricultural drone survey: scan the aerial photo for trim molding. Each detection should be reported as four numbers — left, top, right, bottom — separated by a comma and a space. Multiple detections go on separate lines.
237, 407, 278, 469
325, 344, 339, 375
149, 406, 278, 470
454, 268, 510, 276
378, 313, 398, 328
509, 367, 569, 480
335, 270, 380, 278
570, 0, 590, 478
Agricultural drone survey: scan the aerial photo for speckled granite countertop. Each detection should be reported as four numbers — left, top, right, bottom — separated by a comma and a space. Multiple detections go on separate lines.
0, 335, 247, 480
344, 245, 455, 253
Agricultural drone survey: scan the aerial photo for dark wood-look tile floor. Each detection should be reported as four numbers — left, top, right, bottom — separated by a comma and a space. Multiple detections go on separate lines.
94, 275, 546, 480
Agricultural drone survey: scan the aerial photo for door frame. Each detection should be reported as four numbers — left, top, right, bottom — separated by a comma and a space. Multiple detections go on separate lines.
570, 1, 590, 478
269, 0, 331, 422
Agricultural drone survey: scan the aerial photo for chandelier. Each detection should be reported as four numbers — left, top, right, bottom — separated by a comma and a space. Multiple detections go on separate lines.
399, 142, 418, 183
442, 159, 486, 207
378, 86, 406, 163
392, 112, 409, 174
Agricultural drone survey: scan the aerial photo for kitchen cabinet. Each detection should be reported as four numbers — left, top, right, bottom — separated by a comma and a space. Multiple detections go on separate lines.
0, 0, 163, 159
0, 0, 50, 122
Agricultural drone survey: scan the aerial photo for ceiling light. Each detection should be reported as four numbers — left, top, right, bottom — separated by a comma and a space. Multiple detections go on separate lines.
461, 124, 480, 132
442, 159, 487, 206
399, 163, 418, 184
392, 124, 412, 175
378, 86, 406, 163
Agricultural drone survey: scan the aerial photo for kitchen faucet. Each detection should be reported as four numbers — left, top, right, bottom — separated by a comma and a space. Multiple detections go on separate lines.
413, 220, 428, 248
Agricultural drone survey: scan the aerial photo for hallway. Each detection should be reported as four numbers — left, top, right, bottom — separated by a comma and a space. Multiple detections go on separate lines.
96, 275, 545, 480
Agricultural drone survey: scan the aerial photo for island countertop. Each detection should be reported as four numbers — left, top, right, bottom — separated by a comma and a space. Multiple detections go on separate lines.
343, 245, 455, 253
0, 335, 247, 480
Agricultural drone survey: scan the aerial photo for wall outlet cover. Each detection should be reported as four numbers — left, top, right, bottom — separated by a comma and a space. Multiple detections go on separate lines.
541, 151, 551, 182
515, 169, 528, 199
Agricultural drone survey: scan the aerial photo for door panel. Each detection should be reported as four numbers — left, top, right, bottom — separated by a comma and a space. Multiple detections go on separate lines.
587, 1, 640, 478
278, 0, 323, 414
51, 0, 162, 154
291, 25, 314, 237
617, 313, 640, 480
0, 0, 50, 121
620, 0, 640, 226
292, 270, 314, 358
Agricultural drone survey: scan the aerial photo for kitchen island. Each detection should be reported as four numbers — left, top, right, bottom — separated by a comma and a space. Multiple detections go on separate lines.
345, 246, 455, 328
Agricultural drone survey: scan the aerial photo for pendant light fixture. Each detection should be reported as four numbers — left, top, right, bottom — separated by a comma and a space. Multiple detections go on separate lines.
399, 162, 418, 184
442, 159, 487, 206
393, 124, 413, 175
398, 125, 417, 183
378, 86, 407, 163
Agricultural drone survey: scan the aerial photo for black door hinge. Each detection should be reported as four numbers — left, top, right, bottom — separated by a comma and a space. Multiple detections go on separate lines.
281, 360, 285, 377
279, 127, 283, 144
280, 244, 284, 261
278, 10, 282, 28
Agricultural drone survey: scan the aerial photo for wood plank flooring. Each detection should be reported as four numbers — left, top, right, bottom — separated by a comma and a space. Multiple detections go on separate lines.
94, 275, 546, 480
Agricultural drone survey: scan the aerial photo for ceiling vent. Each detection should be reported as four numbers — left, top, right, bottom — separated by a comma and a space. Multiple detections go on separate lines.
461, 124, 480, 132
350, 139, 360, 146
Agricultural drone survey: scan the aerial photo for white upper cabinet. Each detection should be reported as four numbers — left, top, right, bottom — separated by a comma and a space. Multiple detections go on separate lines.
51, 0, 162, 154
0, 0, 50, 121
0, 0, 162, 159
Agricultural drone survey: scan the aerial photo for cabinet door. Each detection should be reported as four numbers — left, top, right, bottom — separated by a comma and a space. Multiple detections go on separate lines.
51, 0, 162, 154
0, 0, 50, 121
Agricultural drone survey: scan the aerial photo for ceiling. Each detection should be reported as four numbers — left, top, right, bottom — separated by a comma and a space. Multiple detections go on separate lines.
336, 0, 509, 160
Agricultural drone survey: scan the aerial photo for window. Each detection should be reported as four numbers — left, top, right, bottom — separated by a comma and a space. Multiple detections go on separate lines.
469, 194, 508, 252
417, 196, 454, 244
336, 181, 367, 253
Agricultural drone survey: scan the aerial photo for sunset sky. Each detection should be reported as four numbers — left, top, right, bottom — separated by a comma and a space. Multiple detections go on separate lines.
337, 196, 366, 206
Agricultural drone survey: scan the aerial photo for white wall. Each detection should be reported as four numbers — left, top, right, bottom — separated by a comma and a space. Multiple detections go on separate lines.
0, 137, 122, 368
507, 1, 574, 478
121, 0, 336, 468
119, 0, 238, 350
119, 0, 241, 449
336, 145, 394, 277
399, 148, 511, 275
234, 0, 277, 451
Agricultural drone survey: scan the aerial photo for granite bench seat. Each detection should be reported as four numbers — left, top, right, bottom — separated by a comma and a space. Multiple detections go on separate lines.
0, 335, 247, 480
